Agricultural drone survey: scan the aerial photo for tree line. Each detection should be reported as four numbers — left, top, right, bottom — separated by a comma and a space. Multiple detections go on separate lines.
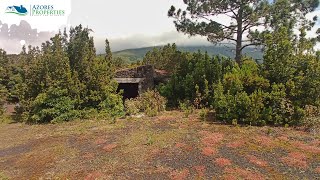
143, 0, 320, 126
0, 0, 320, 127
0, 25, 124, 123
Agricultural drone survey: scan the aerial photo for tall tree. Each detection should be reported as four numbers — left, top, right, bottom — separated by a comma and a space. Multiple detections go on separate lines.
0, 49, 8, 115
143, 43, 184, 72
168, 0, 319, 64
168, 0, 270, 64
105, 38, 112, 62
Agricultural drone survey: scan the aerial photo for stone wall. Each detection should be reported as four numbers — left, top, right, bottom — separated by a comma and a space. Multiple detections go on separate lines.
115, 65, 154, 94
115, 65, 154, 78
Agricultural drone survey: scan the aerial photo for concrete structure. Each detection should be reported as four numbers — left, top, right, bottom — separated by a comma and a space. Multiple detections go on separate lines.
115, 65, 168, 99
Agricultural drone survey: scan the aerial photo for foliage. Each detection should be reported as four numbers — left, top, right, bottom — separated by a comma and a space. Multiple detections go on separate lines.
199, 108, 210, 121
263, 27, 296, 84
162, 48, 319, 126
1, 25, 124, 123
302, 105, 320, 133
125, 90, 166, 117
124, 98, 140, 116
168, 0, 270, 64
0, 85, 7, 116
168, 0, 319, 64
161, 0, 320, 127
159, 52, 234, 107
105, 38, 112, 62
143, 43, 186, 73
30, 87, 79, 123
114, 45, 263, 62
178, 100, 194, 118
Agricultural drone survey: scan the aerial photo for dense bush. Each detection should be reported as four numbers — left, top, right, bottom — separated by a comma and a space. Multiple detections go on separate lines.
124, 98, 140, 116
125, 90, 167, 117
30, 87, 79, 123
162, 51, 320, 126
159, 19, 320, 127
143, 43, 186, 73
214, 60, 304, 126
302, 105, 320, 133
0, 85, 6, 116
159, 52, 234, 107
0, 26, 124, 123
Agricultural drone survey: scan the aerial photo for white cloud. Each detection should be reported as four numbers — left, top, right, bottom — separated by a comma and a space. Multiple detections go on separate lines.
94, 31, 211, 53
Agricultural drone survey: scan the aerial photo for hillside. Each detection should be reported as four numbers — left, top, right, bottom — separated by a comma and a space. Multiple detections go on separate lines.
113, 45, 263, 63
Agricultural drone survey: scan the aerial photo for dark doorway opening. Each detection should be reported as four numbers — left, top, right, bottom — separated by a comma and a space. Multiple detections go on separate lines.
117, 83, 139, 100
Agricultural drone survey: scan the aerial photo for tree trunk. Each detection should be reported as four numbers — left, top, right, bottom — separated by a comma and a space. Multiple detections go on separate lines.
235, 6, 243, 65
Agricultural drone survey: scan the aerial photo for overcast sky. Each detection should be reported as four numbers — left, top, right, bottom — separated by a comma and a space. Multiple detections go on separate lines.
0, 0, 319, 54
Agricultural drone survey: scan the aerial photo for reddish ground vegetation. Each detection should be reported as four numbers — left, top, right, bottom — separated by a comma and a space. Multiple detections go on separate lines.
200, 132, 224, 147
277, 136, 289, 142
193, 165, 205, 177
82, 152, 95, 159
281, 152, 308, 169
246, 155, 268, 167
175, 142, 193, 151
255, 135, 273, 147
0, 111, 319, 179
202, 147, 216, 156
102, 143, 117, 152
311, 139, 320, 146
224, 167, 265, 180
157, 116, 175, 121
215, 158, 232, 167
226, 140, 246, 148
170, 168, 189, 180
84, 171, 103, 180
175, 142, 187, 149
150, 148, 162, 157
178, 124, 188, 129
292, 141, 320, 154
95, 137, 107, 145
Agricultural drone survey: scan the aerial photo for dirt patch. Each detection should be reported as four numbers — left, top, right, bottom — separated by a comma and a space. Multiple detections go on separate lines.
0, 142, 33, 157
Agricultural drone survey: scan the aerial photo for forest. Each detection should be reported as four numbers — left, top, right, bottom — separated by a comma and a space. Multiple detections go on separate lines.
0, 0, 319, 130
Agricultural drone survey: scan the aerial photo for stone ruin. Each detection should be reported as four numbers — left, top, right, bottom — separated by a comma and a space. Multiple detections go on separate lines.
115, 65, 169, 100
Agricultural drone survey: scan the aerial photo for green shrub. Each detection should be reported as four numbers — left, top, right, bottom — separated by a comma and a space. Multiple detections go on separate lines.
124, 98, 140, 116
125, 90, 166, 117
139, 90, 166, 116
199, 108, 209, 121
159, 52, 234, 107
302, 105, 320, 133
99, 92, 125, 118
246, 90, 265, 125
29, 87, 79, 123
0, 85, 7, 116
179, 100, 194, 118
213, 82, 235, 123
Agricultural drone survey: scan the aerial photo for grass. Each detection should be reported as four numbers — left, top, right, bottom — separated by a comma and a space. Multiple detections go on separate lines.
0, 172, 9, 180
0, 110, 319, 179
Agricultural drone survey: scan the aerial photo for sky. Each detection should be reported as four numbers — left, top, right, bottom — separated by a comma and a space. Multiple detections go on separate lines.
0, 0, 319, 54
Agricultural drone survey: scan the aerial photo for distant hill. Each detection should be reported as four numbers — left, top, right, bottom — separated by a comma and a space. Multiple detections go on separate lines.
113, 45, 263, 63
